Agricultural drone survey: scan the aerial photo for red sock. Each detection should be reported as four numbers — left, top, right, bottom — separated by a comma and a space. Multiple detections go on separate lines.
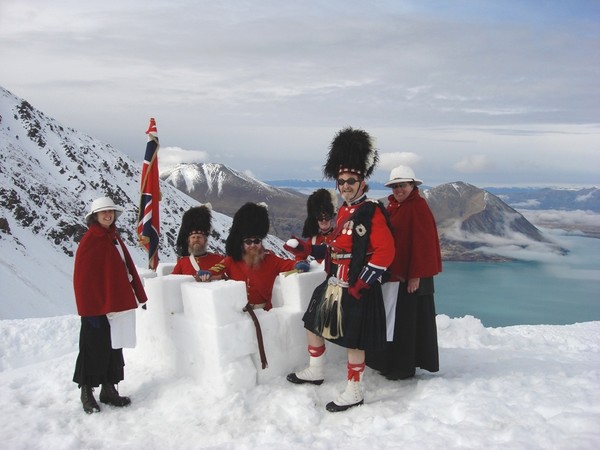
347, 362, 365, 382
308, 345, 325, 357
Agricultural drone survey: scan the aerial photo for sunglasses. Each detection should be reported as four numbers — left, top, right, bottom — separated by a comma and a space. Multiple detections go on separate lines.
317, 215, 332, 222
390, 182, 412, 189
337, 177, 361, 186
243, 238, 262, 245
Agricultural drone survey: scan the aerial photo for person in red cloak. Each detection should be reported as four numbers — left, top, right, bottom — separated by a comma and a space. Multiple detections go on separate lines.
72, 196, 148, 414
366, 165, 442, 380
172, 204, 223, 275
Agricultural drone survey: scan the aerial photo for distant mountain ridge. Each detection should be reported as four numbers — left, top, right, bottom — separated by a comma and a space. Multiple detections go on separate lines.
485, 187, 600, 212
161, 163, 309, 238
267, 178, 390, 191
166, 165, 564, 262
268, 179, 600, 212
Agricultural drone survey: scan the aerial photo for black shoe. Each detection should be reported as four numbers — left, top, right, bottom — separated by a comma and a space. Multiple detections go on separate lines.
325, 399, 364, 412
99, 384, 131, 407
80, 385, 100, 414
286, 373, 324, 385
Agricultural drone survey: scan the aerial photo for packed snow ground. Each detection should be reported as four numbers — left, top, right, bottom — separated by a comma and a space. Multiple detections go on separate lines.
1, 313, 599, 449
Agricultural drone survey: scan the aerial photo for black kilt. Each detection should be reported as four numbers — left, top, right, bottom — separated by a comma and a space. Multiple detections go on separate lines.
302, 278, 387, 351
366, 278, 439, 378
73, 316, 125, 387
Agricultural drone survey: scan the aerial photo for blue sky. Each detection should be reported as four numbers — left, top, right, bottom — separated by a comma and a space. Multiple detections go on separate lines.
1, 0, 598, 187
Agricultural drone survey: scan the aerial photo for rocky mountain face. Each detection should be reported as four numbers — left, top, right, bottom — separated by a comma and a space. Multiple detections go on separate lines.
423, 182, 560, 261
0, 86, 233, 261
161, 163, 308, 239
0, 86, 284, 317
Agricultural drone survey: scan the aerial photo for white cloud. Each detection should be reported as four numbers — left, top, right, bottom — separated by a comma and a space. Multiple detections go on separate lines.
378, 152, 422, 172
453, 155, 494, 173
520, 209, 600, 228
1, 0, 599, 186
511, 199, 541, 208
158, 146, 209, 171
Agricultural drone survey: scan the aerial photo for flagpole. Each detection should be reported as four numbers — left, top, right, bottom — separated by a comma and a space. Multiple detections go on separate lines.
137, 118, 161, 270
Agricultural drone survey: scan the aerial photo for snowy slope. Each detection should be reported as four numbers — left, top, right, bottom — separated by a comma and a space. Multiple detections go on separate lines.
0, 86, 287, 319
0, 313, 598, 449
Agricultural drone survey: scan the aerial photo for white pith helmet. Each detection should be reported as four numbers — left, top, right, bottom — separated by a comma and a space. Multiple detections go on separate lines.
85, 197, 124, 222
384, 165, 423, 187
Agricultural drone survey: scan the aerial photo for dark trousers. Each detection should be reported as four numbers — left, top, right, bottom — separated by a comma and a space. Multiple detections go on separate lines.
366, 278, 439, 378
73, 316, 125, 387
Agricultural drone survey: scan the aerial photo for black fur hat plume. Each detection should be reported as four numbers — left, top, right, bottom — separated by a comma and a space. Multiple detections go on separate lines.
323, 127, 378, 179
176, 204, 213, 257
225, 202, 270, 260
302, 189, 337, 238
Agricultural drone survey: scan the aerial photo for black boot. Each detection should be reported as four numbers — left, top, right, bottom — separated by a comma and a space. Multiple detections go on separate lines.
80, 385, 100, 414
99, 384, 131, 407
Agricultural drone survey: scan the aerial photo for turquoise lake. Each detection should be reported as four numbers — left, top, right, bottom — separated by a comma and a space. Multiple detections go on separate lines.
435, 233, 600, 327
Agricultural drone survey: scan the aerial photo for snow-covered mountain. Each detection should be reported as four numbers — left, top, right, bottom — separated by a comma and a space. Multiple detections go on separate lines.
0, 86, 286, 319
161, 163, 308, 238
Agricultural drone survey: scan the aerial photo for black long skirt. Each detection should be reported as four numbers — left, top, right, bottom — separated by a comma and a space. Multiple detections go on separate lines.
73, 316, 125, 388
302, 279, 387, 351
366, 278, 439, 379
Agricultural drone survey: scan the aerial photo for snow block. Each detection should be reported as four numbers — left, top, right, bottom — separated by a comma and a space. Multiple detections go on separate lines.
137, 267, 158, 282
249, 308, 286, 383
137, 262, 342, 397
276, 269, 326, 311
144, 274, 194, 314
196, 318, 257, 365
181, 280, 247, 326
156, 262, 176, 277
134, 299, 178, 375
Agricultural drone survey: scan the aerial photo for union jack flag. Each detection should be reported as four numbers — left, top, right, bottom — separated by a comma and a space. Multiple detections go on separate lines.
137, 117, 161, 270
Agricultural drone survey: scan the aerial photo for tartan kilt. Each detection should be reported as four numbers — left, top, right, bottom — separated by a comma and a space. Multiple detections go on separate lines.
302, 278, 387, 351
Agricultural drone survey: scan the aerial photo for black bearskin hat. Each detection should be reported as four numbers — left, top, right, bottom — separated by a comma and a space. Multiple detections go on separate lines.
176, 204, 213, 257
225, 202, 270, 261
323, 127, 378, 179
302, 189, 337, 238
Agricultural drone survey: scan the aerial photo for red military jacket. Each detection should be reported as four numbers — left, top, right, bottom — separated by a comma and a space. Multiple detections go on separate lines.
172, 253, 224, 275
209, 251, 297, 310
73, 223, 147, 316
329, 197, 395, 283
386, 188, 442, 281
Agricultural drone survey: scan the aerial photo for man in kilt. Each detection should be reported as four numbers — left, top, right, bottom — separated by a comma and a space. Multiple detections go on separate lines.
285, 127, 395, 412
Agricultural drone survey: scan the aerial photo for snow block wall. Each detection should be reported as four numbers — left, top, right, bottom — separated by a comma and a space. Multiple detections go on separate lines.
135, 263, 335, 397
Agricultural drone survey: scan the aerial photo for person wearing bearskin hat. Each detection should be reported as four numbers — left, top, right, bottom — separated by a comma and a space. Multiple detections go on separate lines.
285, 127, 395, 412
294, 188, 337, 263
172, 204, 223, 275
195, 202, 310, 311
